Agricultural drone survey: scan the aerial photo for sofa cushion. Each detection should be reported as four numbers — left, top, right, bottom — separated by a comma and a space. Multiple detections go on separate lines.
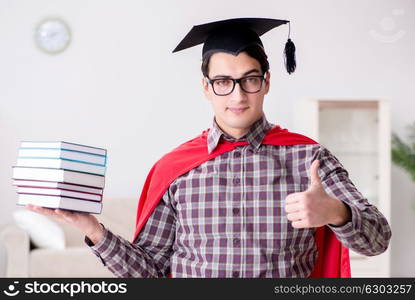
13, 209, 65, 250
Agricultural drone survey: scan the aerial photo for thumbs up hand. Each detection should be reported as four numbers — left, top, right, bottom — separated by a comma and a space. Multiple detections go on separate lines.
284, 159, 351, 228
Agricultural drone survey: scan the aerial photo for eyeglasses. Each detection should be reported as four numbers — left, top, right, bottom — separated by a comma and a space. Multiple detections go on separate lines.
207, 75, 265, 96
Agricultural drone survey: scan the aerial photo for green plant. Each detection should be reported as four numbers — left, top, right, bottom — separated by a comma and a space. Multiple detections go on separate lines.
391, 122, 415, 181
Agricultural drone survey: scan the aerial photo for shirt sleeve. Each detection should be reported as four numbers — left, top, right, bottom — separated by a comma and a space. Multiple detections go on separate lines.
315, 145, 392, 256
84, 187, 176, 277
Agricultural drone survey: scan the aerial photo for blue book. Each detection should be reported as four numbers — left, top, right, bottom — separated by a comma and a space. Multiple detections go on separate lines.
17, 141, 107, 175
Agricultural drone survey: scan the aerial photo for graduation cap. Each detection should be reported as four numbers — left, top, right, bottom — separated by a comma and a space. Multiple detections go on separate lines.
172, 17, 296, 74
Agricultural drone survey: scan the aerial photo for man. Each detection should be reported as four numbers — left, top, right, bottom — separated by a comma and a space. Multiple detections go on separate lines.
28, 18, 391, 278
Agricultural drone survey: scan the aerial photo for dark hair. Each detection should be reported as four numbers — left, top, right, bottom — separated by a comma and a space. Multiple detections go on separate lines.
201, 45, 270, 77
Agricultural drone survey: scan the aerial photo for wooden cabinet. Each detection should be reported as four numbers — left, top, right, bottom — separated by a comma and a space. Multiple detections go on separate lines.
293, 99, 391, 277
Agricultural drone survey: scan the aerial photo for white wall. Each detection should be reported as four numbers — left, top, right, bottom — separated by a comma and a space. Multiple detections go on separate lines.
1, 0, 414, 276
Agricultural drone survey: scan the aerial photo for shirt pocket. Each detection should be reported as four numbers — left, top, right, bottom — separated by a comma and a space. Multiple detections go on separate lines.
272, 178, 309, 208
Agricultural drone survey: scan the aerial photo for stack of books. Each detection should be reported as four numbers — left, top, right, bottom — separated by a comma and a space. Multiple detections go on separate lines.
12, 141, 107, 214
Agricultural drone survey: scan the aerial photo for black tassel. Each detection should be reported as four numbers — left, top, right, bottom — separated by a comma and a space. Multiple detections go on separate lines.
284, 38, 296, 74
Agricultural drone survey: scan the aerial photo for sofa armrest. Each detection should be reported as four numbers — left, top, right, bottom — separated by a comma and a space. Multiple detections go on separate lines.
0, 224, 30, 277
29, 247, 114, 277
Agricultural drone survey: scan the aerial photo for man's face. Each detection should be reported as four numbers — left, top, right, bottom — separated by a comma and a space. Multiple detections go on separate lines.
202, 51, 270, 135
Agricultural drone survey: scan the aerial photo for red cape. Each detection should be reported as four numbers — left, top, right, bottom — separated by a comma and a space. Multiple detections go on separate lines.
133, 125, 351, 278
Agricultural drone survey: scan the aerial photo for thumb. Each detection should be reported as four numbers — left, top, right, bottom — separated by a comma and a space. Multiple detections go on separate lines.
309, 159, 322, 188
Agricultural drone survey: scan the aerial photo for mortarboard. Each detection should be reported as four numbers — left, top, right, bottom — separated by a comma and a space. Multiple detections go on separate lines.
172, 17, 296, 74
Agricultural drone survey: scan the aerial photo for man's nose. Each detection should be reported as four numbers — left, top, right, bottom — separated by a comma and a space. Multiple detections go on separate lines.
230, 82, 247, 101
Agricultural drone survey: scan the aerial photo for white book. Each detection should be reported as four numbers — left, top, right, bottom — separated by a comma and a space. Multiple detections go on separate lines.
18, 148, 106, 165
17, 194, 102, 214
17, 158, 106, 176
20, 141, 106, 156
17, 187, 102, 201
12, 167, 105, 188
12, 180, 103, 194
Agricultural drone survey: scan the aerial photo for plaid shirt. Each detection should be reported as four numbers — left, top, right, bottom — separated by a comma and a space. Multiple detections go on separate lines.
86, 115, 391, 277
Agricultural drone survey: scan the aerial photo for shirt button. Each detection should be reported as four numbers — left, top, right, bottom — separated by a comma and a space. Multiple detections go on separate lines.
232, 208, 240, 215
232, 271, 239, 278
233, 177, 240, 184
233, 238, 240, 246
234, 151, 241, 158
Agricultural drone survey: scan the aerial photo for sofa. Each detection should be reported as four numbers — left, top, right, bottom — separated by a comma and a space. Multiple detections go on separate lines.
0, 197, 137, 277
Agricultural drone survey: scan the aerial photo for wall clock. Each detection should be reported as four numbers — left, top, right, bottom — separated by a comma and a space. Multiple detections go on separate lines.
34, 18, 71, 54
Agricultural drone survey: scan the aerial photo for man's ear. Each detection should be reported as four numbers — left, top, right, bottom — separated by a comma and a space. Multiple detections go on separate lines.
264, 71, 271, 94
202, 77, 210, 98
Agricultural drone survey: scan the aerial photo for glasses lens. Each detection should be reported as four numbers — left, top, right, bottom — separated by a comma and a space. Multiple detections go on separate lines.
212, 79, 233, 95
240, 76, 263, 93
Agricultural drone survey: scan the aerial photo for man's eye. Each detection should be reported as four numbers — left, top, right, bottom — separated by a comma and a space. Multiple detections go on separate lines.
215, 80, 231, 86
245, 77, 259, 83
